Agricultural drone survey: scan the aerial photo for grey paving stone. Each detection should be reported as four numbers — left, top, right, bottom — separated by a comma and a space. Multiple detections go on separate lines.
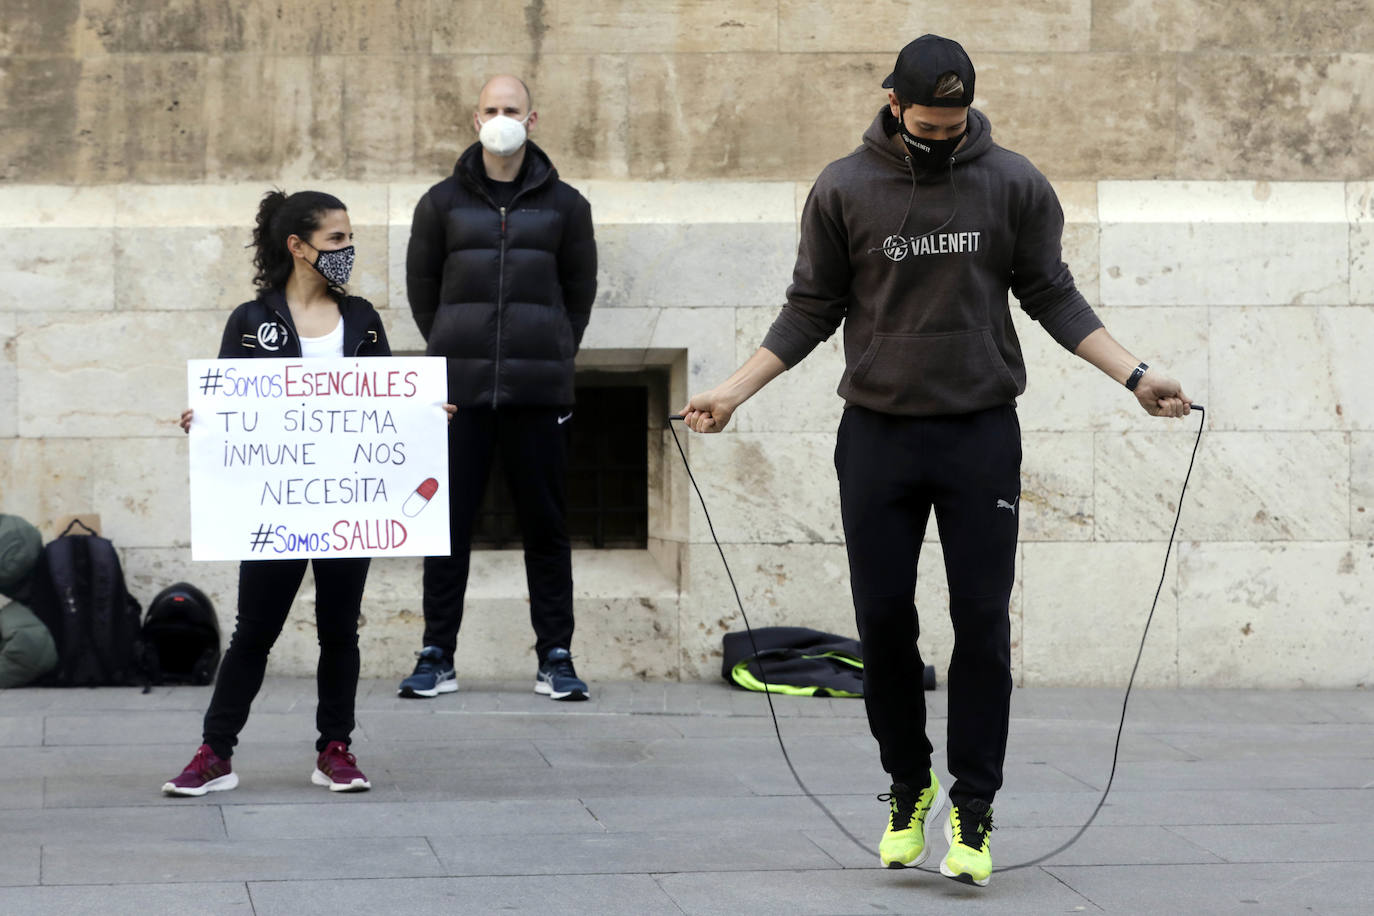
658, 714, 871, 738
389, 763, 755, 801
428, 831, 838, 876
0, 882, 253, 916
347, 738, 548, 770
0, 806, 225, 843
1170, 822, 1374, 863
42, 772, 407, 808
1296, 788, 1374, 818
40, 838, 444, 884
362, 710, 683, 741
222, 798, 601, 840
653, 866, 1094, 916
247, 874, 684, 916
0, 715, 42, 746
0, 775, 43, 809
0, 843, 38, 886
1048, 862, 1373, 915
585, 794, 865, 834
41, 711, 318, 746
1054, 754, 1374, 793
988, 788, 1332, 828
1144, 722, 1374, 758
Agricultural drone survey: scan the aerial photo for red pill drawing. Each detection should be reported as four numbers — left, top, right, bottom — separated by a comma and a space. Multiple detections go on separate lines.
402, 477, 439, 517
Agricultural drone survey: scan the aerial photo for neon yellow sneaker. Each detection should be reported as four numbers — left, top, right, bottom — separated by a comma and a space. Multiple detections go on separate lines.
941, 799, 995, 886
877, 770, 948, 868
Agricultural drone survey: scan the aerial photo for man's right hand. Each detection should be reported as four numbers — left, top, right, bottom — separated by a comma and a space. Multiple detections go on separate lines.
679, 390, 735, 434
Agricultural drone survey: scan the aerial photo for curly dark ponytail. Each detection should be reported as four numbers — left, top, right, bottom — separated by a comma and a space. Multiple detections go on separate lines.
250, 189, 348, 294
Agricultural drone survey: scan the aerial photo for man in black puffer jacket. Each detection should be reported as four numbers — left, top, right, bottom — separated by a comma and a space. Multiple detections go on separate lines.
400, 74, 598, 703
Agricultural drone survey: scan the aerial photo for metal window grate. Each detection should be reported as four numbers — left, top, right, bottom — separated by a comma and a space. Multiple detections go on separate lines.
471, 381, 651, 549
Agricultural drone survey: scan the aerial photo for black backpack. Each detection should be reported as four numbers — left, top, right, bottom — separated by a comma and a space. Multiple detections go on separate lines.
139, 583, 221, 686
29, 520, 146, 687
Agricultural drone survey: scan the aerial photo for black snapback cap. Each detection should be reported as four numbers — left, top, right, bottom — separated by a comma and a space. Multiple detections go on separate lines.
882, 34, 975, 108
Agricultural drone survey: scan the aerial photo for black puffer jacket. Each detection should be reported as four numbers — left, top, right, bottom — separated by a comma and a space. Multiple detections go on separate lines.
218, 290, 391, 359
405, 141, 597, 407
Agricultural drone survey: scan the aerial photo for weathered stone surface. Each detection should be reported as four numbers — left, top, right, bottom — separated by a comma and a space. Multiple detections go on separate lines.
343, 55, 421, 181
1095, 430, 1350, 542
627, 52, 891, 180
1353, 433, 1374, 540
1021, 432, 1095, 541
1092, 0, 1374, 53
780, 0, 1092, 53
0, 315, 15, 438
0, 228, 114, 312
415, 54, 631, 181
595, 222, 795, 309
1351, 183, 1374, 306
974, 53, 1176, 179
1209, 306, 1374, 431
1023, 542, 1179, 687
1178, 54, 1374, 180
729, 307, 844, 435
0, 438, 96, 536
1179, 542, 1374, 688
16, 310, 223, 438
0, 0, 78, 55
93, 437, 192, 548
678, 432, 844, 545
203, 55, 346, 182
552, 1, 778, 53
77, 0, 432, 55
1099, 182, 1349, 306
0, 57, 80, 183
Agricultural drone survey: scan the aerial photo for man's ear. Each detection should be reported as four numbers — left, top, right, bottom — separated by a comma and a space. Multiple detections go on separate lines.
887, 90, 901, 119
525, 110, 538, 133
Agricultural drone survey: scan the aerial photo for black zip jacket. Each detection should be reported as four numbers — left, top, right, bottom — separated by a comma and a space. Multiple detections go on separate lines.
217, 290, 391, 359
762, 108, 1102, 417
405, 141, 597, 408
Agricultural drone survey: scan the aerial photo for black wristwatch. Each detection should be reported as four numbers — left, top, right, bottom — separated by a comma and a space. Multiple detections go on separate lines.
1125, 362, 1148, 391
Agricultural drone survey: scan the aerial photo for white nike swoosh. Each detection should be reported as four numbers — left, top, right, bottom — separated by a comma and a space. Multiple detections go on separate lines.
557, 413, 573, 424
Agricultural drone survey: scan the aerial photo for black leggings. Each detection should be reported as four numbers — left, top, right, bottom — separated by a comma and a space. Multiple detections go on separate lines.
202, 557, 370, 758
835, 405, 1019, 806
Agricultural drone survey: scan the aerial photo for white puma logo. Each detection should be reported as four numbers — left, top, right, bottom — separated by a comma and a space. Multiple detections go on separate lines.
996, 497, 1018, 515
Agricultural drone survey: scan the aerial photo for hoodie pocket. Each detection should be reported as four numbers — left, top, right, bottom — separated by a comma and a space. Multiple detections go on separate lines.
847, 328, 1020, 414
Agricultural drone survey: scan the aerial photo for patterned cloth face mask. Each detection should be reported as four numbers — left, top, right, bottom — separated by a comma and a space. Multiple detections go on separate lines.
308, 244, 355, 286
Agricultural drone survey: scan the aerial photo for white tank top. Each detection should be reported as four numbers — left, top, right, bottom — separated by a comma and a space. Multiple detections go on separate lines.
297, 319, 344, 359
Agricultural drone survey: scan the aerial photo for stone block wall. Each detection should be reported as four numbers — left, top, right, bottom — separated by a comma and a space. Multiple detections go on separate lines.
2, 2, 1372, 687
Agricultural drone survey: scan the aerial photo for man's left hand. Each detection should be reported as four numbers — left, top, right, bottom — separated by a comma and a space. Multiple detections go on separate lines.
1133, 368, 1192, 418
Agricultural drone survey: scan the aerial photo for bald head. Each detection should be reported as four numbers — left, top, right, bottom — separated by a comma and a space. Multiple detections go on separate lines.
477, 75, 533, 117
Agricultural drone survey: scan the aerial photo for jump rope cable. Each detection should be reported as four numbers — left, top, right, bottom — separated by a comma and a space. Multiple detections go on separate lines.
667, 403, 1206, 870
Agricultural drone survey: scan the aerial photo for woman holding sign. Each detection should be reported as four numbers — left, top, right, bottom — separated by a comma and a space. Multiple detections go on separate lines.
165, 189, 414, 796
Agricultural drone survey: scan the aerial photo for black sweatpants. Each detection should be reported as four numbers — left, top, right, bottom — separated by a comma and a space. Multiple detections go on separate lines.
421, 406, 573, 664
835, 404, 1020, 807
202, 556, 370, 759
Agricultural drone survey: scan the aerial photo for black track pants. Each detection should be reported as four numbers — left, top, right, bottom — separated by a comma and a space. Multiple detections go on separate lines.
203, 556, 369, 758
835, 404, 1020, 806
421, 406, 574, 664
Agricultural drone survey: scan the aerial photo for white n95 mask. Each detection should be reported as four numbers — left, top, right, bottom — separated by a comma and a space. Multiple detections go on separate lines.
478, 115, 530, 157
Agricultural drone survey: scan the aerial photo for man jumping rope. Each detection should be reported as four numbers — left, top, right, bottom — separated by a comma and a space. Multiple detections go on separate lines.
680, 34, 1192, 887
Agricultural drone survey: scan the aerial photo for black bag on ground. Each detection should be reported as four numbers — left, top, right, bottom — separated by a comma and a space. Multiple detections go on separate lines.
27, 520, 145, 687
138, 582, 220, 685
722, 626, 867, 697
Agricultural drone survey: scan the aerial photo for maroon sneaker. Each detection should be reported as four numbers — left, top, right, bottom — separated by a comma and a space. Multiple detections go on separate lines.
311, 741, 371, 792
162, 744, 238, 797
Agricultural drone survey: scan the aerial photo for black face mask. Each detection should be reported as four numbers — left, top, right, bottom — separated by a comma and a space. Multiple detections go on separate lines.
896, 118, 966, 171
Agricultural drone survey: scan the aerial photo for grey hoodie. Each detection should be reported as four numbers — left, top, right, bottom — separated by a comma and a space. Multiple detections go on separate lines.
761, 107, 1102, 417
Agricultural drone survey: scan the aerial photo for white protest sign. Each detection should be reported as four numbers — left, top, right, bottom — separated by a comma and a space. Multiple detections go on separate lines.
187, 357, 451, 561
